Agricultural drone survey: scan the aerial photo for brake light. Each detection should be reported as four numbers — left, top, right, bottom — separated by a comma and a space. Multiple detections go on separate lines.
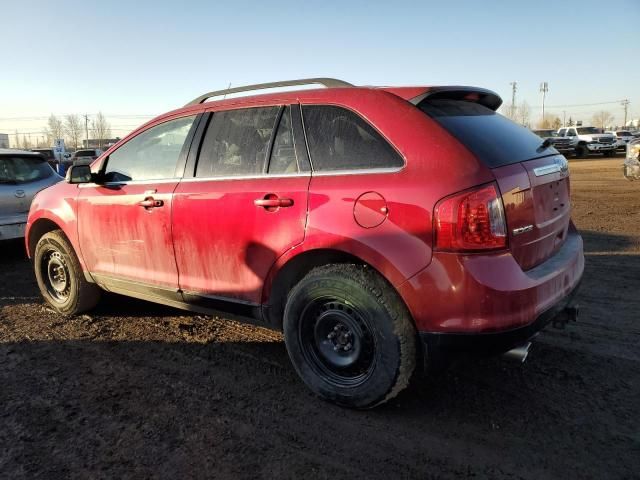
434, 183, 507, 251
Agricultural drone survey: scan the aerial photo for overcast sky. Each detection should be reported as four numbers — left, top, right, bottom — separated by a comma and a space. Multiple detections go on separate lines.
1, 0, 639, 138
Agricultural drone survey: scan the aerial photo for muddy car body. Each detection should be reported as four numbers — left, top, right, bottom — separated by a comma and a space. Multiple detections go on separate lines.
26, 79, 584, 408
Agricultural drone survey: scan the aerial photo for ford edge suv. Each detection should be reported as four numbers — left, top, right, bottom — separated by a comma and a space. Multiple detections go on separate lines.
26, 78, 584, 408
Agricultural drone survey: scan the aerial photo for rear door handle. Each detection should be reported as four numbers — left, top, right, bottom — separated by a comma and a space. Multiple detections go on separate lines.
138, 197, 164, 208
254, 197, 294, 208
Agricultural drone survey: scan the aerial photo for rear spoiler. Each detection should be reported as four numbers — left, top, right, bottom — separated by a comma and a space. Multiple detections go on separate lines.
409, 86, 502, 111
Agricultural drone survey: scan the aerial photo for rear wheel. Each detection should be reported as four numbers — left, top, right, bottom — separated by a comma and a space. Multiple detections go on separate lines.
283, 264, 416, 409
603, 150, 615, 157
34, 230, 100, 315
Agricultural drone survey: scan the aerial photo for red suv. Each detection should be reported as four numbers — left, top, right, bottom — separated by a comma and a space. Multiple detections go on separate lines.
26, 78, 584, 408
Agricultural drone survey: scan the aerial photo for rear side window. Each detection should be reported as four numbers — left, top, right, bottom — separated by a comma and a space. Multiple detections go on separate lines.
418, 99, 555, 167
0, 156, 53, 184
302, 105, 403, 172
196, 107, 280, 178
104, 116, 195, 182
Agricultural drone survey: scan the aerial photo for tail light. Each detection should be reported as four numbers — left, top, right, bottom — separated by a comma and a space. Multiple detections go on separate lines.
434, 183, 507, 252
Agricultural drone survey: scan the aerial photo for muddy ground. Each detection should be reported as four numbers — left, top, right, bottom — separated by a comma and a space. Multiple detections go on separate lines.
1, 156, 638, 479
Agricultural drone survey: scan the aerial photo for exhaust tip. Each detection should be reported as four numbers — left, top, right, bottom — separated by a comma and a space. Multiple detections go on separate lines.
502, 342, 532, 364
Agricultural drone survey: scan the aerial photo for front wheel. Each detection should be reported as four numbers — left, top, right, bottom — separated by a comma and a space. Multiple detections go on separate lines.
34, 230, 101, 315
576, 145, 590, 158
283, 264, 416, 409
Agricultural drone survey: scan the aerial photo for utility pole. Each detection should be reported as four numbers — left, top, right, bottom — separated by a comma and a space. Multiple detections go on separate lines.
621, 99, 630, 127
509, 81, 517, 118
83, 114, 90, 149
539, 82, 549, 124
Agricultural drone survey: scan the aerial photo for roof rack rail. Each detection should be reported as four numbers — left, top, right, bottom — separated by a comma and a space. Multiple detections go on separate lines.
185, 78, 354, 106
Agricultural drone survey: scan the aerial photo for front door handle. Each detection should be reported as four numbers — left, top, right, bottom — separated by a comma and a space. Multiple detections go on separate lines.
138, 197, 164, 209
254, 197, 294, 208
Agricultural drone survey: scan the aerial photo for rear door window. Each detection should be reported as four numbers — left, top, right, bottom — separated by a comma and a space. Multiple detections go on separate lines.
268, 106, 299, 175
0, 156, 53, 184
418, 99, 556, 167
104, 116, 196, 182
302, 105, 403, 172
196, 107, 280, 178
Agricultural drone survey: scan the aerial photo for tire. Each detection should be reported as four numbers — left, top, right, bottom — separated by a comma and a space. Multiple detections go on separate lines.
283, 264, 416, 409
576, 145, 590, 158
603, 150, 615, 157
34, 230, 100, 315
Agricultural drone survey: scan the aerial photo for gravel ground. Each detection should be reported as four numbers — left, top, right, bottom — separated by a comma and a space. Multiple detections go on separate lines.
1, 156, 638, 479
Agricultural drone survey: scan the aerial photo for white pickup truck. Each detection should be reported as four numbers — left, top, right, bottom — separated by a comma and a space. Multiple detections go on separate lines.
556, 126, 617, 158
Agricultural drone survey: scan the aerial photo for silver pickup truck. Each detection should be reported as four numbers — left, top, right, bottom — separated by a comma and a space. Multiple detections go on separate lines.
556, 126, 617, 158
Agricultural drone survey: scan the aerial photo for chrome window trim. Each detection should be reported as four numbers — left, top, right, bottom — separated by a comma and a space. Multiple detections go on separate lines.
77, 166, 404, 187
179, 172, 310, 183
78, 178, 181, 188
311, 166, 404, 176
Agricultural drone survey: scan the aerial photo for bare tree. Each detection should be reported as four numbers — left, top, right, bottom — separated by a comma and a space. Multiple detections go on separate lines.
91, 112, 112, 149
537, 114, 561, 129
517, 101, 531, 126
64, 114, 83, 150
501, 102, 517, 121
592, 111, 614, 129
45, 114, 64, 144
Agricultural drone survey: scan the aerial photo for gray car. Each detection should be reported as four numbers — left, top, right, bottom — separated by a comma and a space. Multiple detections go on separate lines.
0, 149, 62, 240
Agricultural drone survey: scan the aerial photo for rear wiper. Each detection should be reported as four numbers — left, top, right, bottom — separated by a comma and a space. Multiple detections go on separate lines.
540, 138, 553, 149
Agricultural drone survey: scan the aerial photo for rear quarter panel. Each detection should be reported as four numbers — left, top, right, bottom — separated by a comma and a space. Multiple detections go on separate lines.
262, 90, 495, 302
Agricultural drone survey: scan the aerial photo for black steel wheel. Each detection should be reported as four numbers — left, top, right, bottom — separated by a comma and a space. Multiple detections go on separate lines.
34, 230, 101, 315
298, 297, 376, 388
41, 249, 72, 303
283, 264, 416, 409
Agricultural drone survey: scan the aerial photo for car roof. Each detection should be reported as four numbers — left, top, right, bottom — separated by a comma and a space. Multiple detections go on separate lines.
133, 83, 501, 131
0, 148, 44, 156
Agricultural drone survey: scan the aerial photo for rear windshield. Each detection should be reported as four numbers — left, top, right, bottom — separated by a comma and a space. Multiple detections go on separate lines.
74, 150, 96, 157
577, 127, 601, 134
0, 156, 53, 184
418, 99, 556, 167
533, 130, 555, 138
33, 149, 55, 159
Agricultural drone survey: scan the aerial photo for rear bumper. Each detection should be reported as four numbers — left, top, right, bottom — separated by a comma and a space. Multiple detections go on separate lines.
397, 229, 584, 334
420, 280, 580, 356
0, 222, 27, 240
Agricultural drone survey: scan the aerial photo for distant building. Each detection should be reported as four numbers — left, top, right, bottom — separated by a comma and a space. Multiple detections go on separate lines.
82, 138, 121, 149
0, 133, 9, 148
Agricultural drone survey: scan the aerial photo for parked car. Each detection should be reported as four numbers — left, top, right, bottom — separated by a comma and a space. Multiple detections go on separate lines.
607, 130, 635, 151
70, 148, 103, 165
556, 126, 617, 158
26, 78, 584, 408
31, 148, 58, 168
532, 129, 574, 156
1, 149, 61, 240
623, 138, 640, 181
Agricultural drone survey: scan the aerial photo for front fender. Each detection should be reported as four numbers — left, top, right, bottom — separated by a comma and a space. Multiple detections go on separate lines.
25, 182, 85, 270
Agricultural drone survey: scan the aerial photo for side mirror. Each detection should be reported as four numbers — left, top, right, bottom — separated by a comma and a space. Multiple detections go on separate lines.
66, 164, 93, 184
